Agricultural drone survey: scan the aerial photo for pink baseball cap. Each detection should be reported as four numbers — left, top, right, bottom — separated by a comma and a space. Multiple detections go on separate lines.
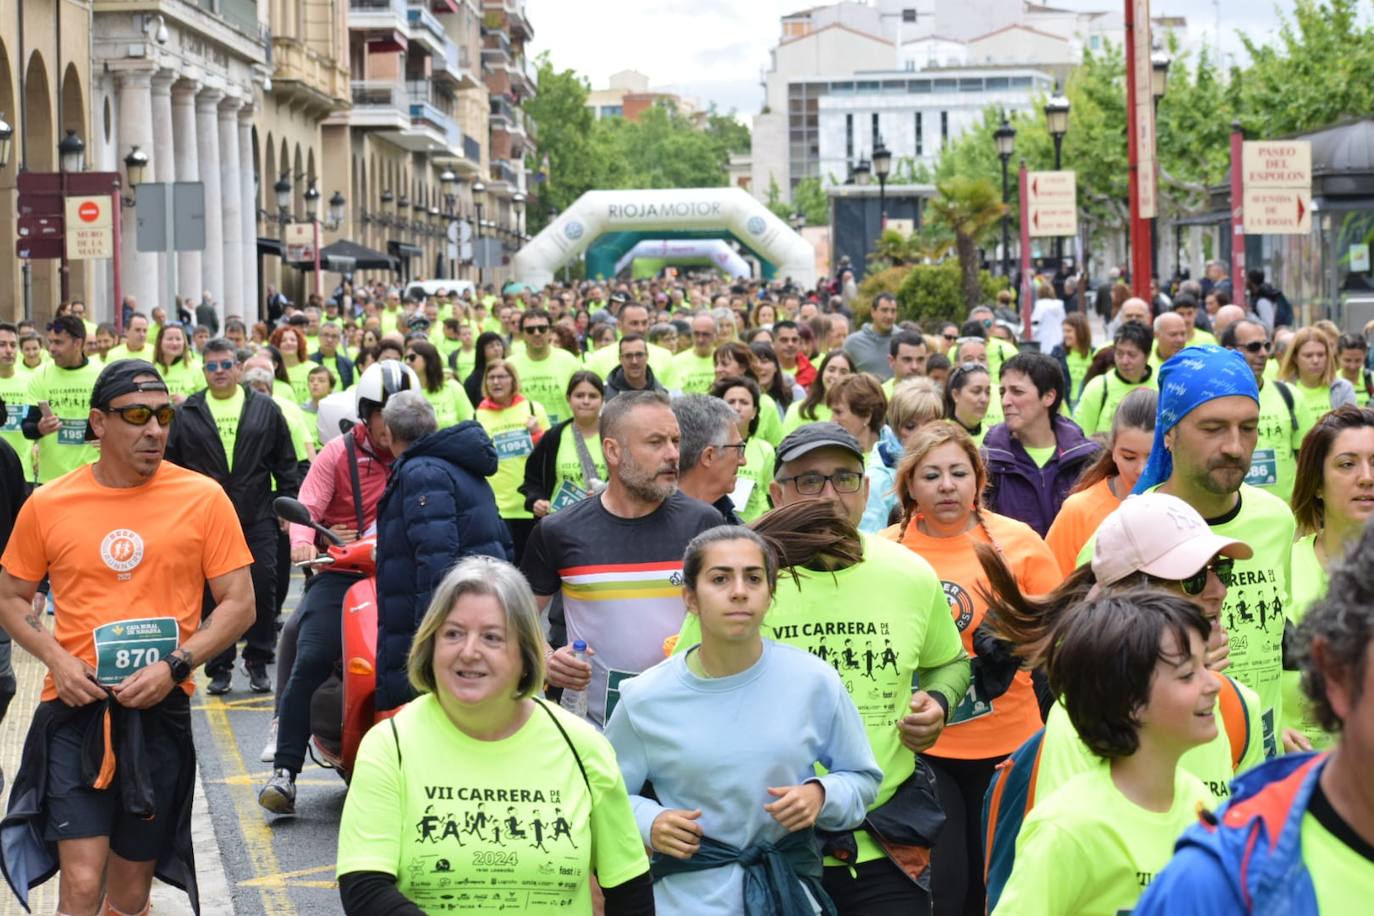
1091, 492, 1253, 587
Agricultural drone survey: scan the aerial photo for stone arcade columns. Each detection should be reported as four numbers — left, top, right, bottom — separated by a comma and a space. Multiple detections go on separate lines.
196, 86, 225, 309
239, 107, 257, 319
219, 96, 243, 321
149, 71, 177, 317
171, 79, 203, 307
116, 69, 156, 317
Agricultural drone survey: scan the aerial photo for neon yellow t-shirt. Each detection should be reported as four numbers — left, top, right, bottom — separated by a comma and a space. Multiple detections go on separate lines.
734, 437, 775, 522
1248, 381, 1301, 502
26, 359, 103, 483
755, 393, 785, 447
0, 370, 36, 482
314, 353, 343, 388
1073, 369, 1157, 437
1302, 800, 1374, 912
782, 400, 830, 434
1283, 534, 1332, 750
1292, 380, 1332, 443
1082, 485, 1294, 757
1064, 350, 1092, 408
673, 534, 967, 865
507, 348, 580, 425
451, 346, 478, 382
285, 361, 314, 404
1036, 674, 1266, 807
337, 694, 649, 913
272, 393, 312, 462
155, 359, 202, 401
104, 343, 153, 364
423, 379, 475, 429
205, 385, 244, 472
1022, 443, 1056, 468
551, 424, 606, 512
477, 397, 549, 519
671, 350, 716, 395
994, 765, 1211, 915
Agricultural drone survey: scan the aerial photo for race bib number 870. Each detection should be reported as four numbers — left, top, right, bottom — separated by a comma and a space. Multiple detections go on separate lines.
91, 617, 180, 685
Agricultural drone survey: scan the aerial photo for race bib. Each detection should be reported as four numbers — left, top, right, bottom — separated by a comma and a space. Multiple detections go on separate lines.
58, 418, 88, 446
91, 617, 180, 685
1, 404, 26, 433
492, 428, 534, 460
948, 677, 994, 726
1246, 448, 1278, 487
550, 479, 589, 512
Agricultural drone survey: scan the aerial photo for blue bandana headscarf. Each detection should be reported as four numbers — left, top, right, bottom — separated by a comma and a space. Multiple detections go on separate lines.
1132, 345, 1260, 494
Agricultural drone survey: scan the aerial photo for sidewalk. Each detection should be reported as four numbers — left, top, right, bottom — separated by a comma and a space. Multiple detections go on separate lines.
0, 616, 233, 916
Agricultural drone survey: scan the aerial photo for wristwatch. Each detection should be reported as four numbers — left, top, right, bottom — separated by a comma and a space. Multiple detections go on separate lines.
164, 652, 192, 684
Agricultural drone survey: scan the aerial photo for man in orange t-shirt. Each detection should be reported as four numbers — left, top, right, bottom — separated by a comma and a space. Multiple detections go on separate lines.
0, 359, 253, 916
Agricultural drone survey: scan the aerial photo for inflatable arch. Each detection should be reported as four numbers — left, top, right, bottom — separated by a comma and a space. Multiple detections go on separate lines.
512, 187, 816, 289
613, 239, 751, 278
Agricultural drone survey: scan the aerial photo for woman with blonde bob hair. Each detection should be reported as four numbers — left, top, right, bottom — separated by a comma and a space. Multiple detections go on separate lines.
1278, 325, 1358, 441
886, 423, 1059, 916
336, 557, 653, 915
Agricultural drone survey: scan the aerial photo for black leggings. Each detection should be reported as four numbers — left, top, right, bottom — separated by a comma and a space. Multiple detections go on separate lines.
822, 856, 931, 916
926, 754, 1003, 916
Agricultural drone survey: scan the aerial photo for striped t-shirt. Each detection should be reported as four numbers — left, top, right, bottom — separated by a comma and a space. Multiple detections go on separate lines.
521, 490, 724, 727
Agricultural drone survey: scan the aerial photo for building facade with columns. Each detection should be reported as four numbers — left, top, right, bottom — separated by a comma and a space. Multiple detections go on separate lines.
0, 0, 97, 324
90, 2, 270, 329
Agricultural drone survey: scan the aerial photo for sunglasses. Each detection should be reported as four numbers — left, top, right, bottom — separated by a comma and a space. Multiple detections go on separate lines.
523, 325, 550, 334
1241, 340, 1271, 354
941, 332, 959, 341
203, 360, 236, 372
104, 403, 175, 427
1157, 557, 1235, 596
404, 353, 420, 362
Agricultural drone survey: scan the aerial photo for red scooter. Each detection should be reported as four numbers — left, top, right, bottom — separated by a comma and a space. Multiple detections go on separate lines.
275, 497, 382, 782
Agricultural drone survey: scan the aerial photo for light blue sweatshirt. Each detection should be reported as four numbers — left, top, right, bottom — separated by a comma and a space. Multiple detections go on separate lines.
605, 639, 882, 916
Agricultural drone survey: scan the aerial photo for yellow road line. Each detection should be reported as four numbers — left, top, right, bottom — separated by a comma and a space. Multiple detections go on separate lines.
201, 694, 296, 915
241, 863, 338, 890
211, 773, 338, 787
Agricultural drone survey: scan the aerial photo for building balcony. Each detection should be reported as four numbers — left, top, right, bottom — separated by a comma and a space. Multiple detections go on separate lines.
483, 0, 532, 42
489, 158, 518, 189
489, 94, 513, 126
350, 0, 410, 52
341, 80, 411, 132
429, 0, 461, 12
433, 37, 481, 90
406, 4, 447, 57
404, 84, 464, 154
482, 29, 512, 64
272, 38, 351, 110
509, 55, 536, 97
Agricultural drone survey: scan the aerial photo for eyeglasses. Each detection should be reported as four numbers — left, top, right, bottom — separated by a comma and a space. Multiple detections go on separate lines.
103, 403, 175, 428
777, 469, 864, 495
716, 442, 748, 455
621, 350, 648, 361
1155, 557, 1234, 596
203, 360, 236, 372
1240, 340, 1271, 354
523, 325, 550, 334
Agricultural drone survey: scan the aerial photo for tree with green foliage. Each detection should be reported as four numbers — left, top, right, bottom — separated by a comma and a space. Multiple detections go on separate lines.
896, 261, 1006, 327
924, 176, 1006, 311
791, 178, 829, 226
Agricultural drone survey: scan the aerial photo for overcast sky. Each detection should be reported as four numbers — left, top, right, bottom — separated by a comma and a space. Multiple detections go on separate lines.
525, 0, 1307, 117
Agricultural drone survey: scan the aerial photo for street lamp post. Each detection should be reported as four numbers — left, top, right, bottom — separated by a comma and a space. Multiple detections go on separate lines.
1044, 85, 1070, 266
440, 170, 459, 280
1151, 47, 1172, 287
472, 180, 487, 290
994, 115, 1016, 277
872, 140, 892, 230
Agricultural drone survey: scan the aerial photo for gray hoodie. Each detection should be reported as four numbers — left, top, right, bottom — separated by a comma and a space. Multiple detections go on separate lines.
843, 323, 894, 380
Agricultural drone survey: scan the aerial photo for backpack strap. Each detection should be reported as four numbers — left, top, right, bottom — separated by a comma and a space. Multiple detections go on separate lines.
1272, 380, 1298, 432
1216, 674, 1250, 771
389, 716, 403, 766
535, 699, 591, 794
344, 431, 367, 534
982, 728, 1046, 912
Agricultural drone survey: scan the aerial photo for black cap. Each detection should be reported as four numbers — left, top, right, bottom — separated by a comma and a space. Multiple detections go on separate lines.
84, 359, 169, 440
773, 422, 865, 475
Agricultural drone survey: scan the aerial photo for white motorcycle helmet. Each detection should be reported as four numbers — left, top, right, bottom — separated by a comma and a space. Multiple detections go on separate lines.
355, 359, 421, 424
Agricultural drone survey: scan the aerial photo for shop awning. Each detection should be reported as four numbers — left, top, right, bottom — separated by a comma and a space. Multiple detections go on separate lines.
257, 236, 284, 257
291, 239, 398, 272
388, 240, 424, 260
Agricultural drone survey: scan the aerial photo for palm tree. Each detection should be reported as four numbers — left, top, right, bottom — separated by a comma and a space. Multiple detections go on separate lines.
924, 176, 1005, 311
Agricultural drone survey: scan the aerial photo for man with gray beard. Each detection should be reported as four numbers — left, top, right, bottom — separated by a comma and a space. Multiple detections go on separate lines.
520, 390, 723, 727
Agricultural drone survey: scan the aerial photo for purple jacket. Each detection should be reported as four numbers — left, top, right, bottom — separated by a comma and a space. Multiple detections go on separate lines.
981, 414, 1100, 537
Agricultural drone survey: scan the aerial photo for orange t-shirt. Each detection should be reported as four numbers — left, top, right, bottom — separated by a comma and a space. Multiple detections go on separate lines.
1, 462, 253, 700
899, 511, 1060, 760
1044, 476, 1123, 576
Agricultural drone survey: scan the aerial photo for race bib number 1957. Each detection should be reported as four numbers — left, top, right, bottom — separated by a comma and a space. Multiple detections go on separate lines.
91, 617, 180, 685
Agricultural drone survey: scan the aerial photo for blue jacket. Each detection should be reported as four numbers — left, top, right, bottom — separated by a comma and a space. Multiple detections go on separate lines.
374, 422, 513, 711
310, 348, 356, 390
981, 414, 1099, 538
1136, 752, 1327, 915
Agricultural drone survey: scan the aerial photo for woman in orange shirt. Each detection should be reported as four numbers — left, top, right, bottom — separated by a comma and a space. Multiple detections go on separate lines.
891, 423, 1059, 916
1045, 386, 1158, 575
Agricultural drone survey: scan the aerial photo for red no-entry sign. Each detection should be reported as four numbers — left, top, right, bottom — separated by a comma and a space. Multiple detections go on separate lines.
78, 200, 101, 223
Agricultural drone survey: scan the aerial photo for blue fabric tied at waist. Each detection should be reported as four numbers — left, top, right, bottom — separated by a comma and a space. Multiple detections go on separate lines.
651, 830, 835, 916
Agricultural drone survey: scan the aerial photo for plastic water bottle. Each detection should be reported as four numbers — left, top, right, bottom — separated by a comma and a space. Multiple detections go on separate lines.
559, 640, 589, 719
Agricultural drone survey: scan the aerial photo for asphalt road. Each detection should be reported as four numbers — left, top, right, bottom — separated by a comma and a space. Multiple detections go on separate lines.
191, 572, 351, 915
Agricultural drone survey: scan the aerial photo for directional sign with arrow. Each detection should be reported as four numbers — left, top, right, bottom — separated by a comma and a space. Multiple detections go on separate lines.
1026, 170, 1077, 238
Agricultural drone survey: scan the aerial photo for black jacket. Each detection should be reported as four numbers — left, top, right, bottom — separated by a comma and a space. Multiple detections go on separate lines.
165, 385, 302, 529
375, 423, 512, 711
604, 364, 668, 400
311, 349, 356, 390
1, 694, 199, 913
0, 437, 26, 551
520, 418, 573, 511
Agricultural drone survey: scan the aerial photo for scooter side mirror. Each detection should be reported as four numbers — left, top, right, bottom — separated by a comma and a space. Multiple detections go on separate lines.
339, 418, 355, 435
274, 497, 345, 546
